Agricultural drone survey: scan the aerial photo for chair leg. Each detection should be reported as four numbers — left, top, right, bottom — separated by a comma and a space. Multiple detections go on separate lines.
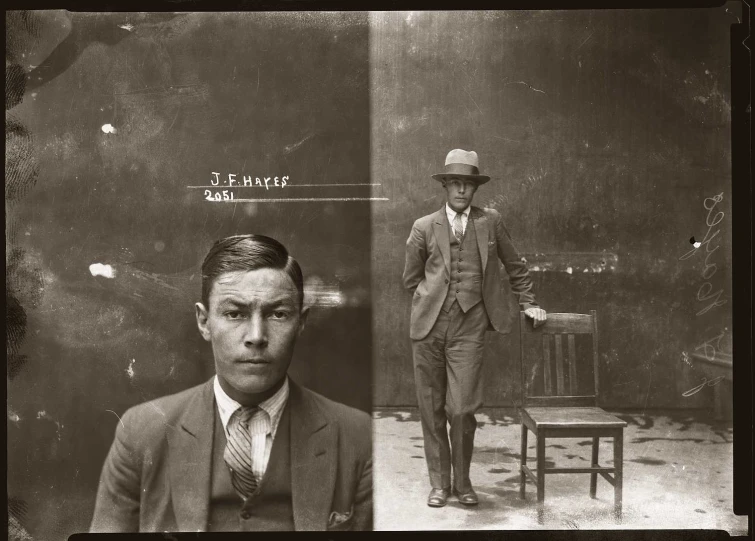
613, 430, 623, 520
536, 431, 545, 503
520, 422, 528, 499
590, 437, 599, 498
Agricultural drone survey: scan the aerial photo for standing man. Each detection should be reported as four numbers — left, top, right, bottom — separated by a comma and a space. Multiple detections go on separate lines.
403, 149, 546, 508
91, 234, 372, 531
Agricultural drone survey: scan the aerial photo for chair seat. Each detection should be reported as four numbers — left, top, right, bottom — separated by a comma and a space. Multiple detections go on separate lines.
523, 407, 628, 429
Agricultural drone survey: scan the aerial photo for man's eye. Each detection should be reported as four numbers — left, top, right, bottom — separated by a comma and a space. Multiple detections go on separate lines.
270, 310, 289, 320
226, 311, 245, 319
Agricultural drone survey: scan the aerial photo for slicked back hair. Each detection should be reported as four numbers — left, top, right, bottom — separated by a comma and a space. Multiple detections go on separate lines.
200, 234, 304, 309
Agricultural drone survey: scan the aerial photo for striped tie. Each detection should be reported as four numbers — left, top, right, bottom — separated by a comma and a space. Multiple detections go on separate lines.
453, 212, 464, 241
224, 407, 258, 499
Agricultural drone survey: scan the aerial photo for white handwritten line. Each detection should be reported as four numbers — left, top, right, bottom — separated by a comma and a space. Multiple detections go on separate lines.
105, 409, 125, 428
186, 184, 381, 188
212, 198, 389, 202
504, 81, 546, 94
283, 132, 316, 154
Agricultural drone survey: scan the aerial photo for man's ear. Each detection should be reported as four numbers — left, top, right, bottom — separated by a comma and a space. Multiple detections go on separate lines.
195, 302, 212, 342
297, 306, 310, 336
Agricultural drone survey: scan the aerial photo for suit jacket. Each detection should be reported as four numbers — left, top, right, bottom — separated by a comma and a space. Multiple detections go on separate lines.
90, 378, 372, 532
403, 205, 537, 340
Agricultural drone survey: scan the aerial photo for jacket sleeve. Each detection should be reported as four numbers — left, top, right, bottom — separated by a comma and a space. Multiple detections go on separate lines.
90, 407, 141, 532
403, 220, 427, 293
350, 456, 373, 531
492, 210, 539, 310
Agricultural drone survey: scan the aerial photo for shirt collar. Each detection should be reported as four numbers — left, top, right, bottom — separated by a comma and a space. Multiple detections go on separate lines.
213, 375, 290, 434
446, 203, 471, 222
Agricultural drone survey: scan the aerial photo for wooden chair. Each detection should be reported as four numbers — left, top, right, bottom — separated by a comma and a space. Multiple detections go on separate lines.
518, 311, 627, 518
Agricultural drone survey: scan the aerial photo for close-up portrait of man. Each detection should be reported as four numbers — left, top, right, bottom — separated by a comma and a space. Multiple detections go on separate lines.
89, 235, 372, 532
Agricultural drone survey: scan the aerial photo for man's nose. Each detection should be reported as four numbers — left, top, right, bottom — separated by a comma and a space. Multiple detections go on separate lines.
458, 184, 467, 195
243, 314, 267, 347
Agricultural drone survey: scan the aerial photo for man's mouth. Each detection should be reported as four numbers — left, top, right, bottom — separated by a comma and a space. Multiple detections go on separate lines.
239, 359, 269, 364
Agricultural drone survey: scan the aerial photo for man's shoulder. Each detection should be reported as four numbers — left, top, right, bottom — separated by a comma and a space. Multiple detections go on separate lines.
412, 208, 443, 229
299, 385, 370, 425
122, 379, 211, 428
474, 206, 502, 220
296, 385, 371, 439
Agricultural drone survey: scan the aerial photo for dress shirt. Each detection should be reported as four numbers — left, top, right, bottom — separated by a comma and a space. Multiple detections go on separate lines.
214, 375, 290, 482
446, 203, 471, 235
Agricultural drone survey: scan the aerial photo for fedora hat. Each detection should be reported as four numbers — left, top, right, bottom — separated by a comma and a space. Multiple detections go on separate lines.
432, 149, 491, 185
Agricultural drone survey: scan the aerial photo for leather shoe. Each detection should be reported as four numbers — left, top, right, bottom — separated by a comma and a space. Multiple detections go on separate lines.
453, 487, 479, 506
427, 487, 452, 507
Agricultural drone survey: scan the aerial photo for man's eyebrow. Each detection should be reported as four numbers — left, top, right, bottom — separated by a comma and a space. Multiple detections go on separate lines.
216, 296, 296, 308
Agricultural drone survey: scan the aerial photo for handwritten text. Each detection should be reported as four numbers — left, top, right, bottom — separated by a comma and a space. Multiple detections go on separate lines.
682, 376, 725, 397
211, 172, 288, 190
678, 193, 727, 316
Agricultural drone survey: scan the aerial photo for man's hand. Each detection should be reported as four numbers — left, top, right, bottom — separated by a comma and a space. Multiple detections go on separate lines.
524, 307, 547, 328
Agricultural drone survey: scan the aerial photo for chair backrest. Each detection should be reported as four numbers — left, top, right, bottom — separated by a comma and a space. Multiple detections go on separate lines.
519, 311, 599, 408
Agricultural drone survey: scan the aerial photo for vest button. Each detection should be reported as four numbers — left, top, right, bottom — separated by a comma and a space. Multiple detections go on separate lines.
445, 279, 449, 284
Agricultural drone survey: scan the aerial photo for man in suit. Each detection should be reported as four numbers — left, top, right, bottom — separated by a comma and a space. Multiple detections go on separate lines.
403, 149, 547, 508
91, 234, 372, 532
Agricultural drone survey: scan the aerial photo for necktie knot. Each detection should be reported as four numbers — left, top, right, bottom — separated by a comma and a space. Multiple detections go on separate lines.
235, 406, 257, 428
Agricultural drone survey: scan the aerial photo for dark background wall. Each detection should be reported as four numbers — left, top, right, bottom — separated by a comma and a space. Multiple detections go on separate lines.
371, 9, 733, 408
6, 11, 371, 540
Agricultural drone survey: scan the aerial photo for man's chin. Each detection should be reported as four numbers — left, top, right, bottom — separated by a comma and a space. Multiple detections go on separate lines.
225, 372, 286, 401
236, 376, 275, 392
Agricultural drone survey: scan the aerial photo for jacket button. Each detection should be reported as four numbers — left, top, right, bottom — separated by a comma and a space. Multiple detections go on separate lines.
445, 279, 449, 284
241, 511, 252, 520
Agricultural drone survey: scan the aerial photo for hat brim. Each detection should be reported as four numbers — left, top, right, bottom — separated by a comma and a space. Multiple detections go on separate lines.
432, 173, 491, 185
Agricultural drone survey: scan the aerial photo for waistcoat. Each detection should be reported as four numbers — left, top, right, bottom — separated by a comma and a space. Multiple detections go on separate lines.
441, 216, 483, 313
207, 403, 295, 531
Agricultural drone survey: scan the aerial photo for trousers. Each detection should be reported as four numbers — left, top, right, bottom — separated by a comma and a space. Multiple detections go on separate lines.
411, 300, 489, 492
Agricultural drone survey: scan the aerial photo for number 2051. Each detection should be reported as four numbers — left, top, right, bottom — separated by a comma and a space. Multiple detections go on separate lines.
204, 190, 234, 201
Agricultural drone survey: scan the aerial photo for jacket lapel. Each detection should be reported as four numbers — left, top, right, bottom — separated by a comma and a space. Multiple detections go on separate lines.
432, 206, 451, 274
471, 206, 489, 271
167, 378, 214, 532
289, 381, 336, 531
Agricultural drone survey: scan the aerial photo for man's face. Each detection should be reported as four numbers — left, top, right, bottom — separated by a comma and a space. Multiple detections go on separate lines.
195, 267, 307, 403
443, 177, 478, 212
